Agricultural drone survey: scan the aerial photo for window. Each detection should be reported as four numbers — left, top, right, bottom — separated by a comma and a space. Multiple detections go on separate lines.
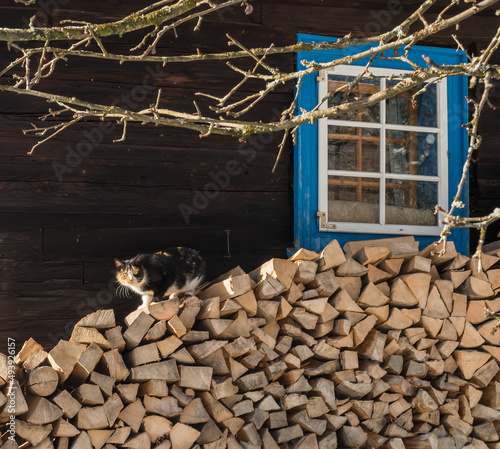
295, 34, 469, 254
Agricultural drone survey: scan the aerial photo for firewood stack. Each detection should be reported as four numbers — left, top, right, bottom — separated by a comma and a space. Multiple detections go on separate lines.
3, 236, 500, 449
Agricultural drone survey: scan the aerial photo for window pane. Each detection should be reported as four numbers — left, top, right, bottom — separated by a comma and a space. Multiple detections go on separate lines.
386, 130, 438, 176
385, 179, 438, 226
328, 126, 380, 172
327, 74, 380, 123
386, 81, 437, 127
328, 176, 379, 223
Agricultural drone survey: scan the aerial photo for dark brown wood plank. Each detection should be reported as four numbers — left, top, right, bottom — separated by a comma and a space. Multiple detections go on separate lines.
0, 229, 43, 260
43, 224, 292, 261
0, 181, 290, 215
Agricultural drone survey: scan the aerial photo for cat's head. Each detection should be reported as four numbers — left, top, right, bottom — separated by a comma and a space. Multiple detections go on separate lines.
114, 255, 144, 287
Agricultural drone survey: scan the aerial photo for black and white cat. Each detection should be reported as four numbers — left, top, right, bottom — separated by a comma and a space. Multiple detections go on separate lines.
114, 247, 206, 309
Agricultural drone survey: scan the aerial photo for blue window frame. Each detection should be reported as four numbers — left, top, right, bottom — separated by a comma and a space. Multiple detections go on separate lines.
295, 33, 469, 254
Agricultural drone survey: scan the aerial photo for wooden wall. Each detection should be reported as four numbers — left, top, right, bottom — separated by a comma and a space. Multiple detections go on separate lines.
0, 0, 498, 347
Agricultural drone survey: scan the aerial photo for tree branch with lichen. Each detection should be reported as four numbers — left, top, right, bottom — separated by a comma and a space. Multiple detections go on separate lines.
1, 0, 500, 257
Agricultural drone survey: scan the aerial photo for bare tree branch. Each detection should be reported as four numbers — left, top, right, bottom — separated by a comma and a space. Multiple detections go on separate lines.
1, 0, 499, 257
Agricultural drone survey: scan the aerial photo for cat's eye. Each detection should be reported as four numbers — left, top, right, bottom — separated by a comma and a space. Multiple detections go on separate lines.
132, 267, 139, 275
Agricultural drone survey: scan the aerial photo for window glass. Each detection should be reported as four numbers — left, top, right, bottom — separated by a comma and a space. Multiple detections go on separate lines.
327, 74, 380, 123
328, 175, 380, 223
386, 130, 438, 176
386, 81, 437, 127
385, 179, 438, 226
328, 126, 380, 172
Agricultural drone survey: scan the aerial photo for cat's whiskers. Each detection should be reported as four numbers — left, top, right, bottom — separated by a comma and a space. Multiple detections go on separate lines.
116, 282, 132, 299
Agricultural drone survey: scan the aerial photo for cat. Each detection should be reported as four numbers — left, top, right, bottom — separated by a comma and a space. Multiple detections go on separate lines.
114, 247, 206, 309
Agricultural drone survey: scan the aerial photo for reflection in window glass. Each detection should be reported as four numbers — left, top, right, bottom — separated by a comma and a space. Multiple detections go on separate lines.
328, 126, 380, 172
386, 81, 437, 127
327, 75, 380, 123
328, 176, 379, 223
385, 179, 438, 226
386, 130, 438, 176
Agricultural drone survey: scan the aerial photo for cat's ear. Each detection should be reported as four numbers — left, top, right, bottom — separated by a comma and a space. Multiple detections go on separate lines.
114, 259, 125, 270
132, 255, 142, 266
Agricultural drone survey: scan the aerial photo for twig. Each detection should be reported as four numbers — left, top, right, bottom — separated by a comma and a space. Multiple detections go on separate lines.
24, 115, 84, 155
113, 120, 128, 143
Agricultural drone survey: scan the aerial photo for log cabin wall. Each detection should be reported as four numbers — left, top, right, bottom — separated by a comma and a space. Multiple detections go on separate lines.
0, 0, 498, 347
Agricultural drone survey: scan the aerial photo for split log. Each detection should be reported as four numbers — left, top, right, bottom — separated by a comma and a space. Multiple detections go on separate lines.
27, 366, 59, 397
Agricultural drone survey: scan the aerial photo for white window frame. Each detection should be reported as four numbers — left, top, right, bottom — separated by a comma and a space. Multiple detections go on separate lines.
317, 65, 448, 236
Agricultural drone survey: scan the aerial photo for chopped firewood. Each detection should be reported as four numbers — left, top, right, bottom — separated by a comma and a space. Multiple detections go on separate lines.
69, 343, 104, 385
179, 365, 213, 391
27, 366, 59, 397
179, 397, 210, 424
454, 350, 491, 379
167, 314, 187, 338
358, 282, 390, 308
117, 399, 145, 433
353, 315, 377, 347
22, 348, 48, 372
102, 393, 123, 427
156, 335, 183, 359
289, 248, 320, 262
251, 258, 298, 290
336, 257, 368, 277
289, 307, 319, 330
199, 274, 252, 301
87, 429, 114, 449
218, 310, 250, 339
143, 395, 182, 420
122, 432, 151, 449
293, 260, 318, 285
74, 384, 104, 405
142, 415, 172, 442
401, 256, 431, 274
458, 277, 494, 299
123, 312, 155, 350
471, 358, 499, 388
48, 340, 87, 383
125, 342, 160, 367
423, 286, 450, 319
309, 269, 340, 297
390, 279, 419, 308
15, 420, 53, 445
139, 381, 168, 400
458, 321, 485, 348
234, 290, 258, 316
353, 246, 391, 266
104, 326, 126, 352
70, 431, 93, 449
332, 289, 363, 313
318, 239, 346, 272
366, 264, 392, 284
53, 418, 80, 437
253, 274, 286, 300
338, 425, 367, 448
7, 237, 500, 449
199, 391, 234, 423
379, 308, 414, 331
102, 349, 130, 381
116, 383, 139, 403
178, 296, 202, 329
378, 258, 404, 276
129, 360, 180, 382
107, 426, 131, 444
77, 310, 116, 329
147, 298, 180, 321
86, 373, 113, 401
75, 406, 108, 430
